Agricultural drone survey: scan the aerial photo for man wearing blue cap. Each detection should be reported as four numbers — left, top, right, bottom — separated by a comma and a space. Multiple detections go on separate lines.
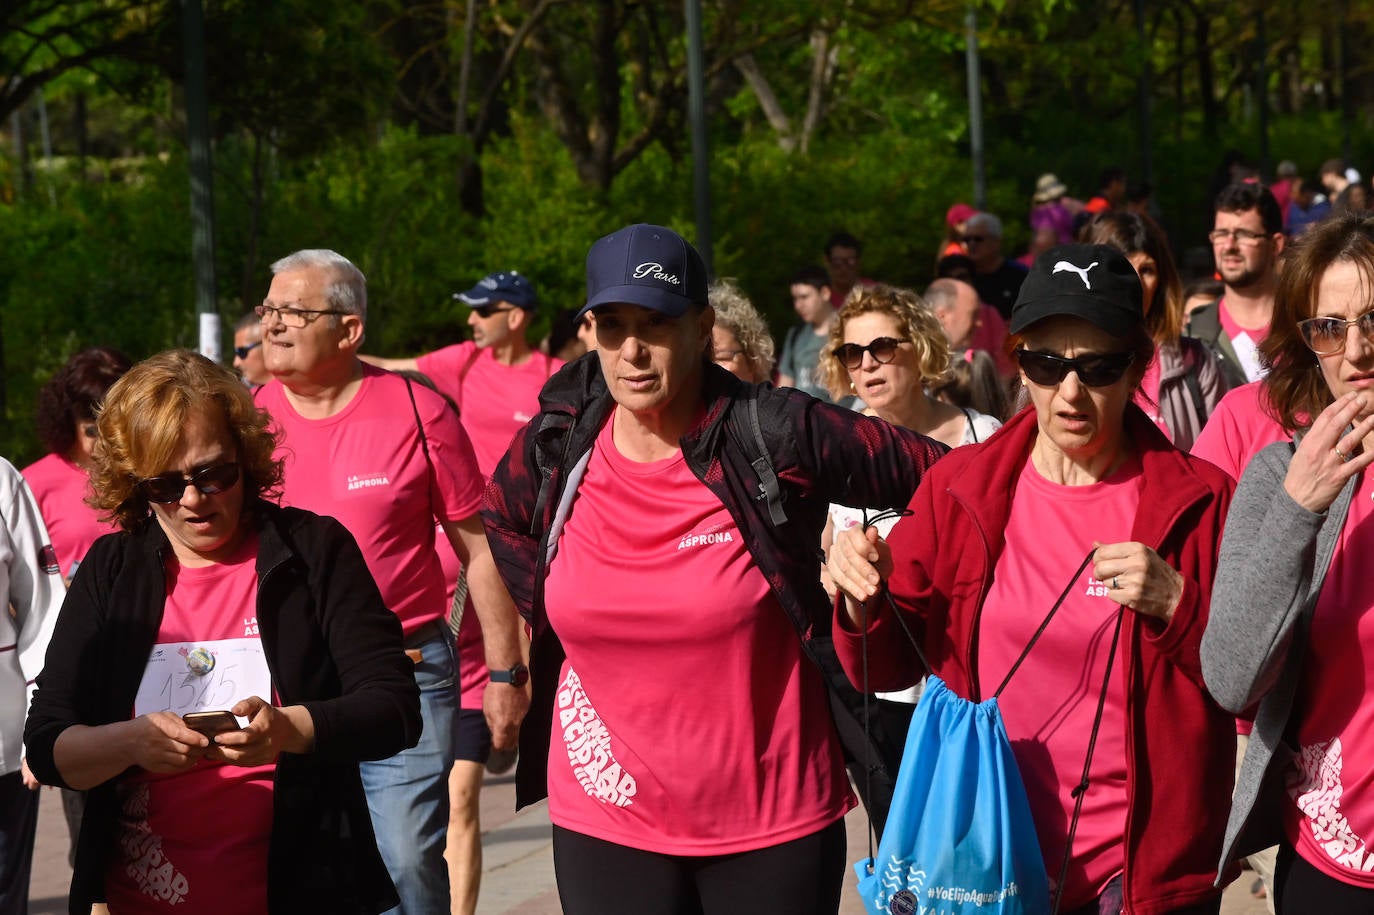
365, 271, 564, 476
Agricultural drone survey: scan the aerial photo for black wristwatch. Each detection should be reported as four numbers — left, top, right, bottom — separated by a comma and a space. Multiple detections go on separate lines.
489, 663, 530, 687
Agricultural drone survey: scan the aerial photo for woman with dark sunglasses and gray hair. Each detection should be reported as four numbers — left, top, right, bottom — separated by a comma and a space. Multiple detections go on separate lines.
24, 350, 420, 915
828, 245, 1235, 913
1204, 213, 1374, 911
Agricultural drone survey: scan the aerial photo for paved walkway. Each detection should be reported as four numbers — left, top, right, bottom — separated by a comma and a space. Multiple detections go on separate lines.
27, 775, 1270, 914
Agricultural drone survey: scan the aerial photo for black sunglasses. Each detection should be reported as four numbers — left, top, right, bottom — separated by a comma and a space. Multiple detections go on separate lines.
834, 337, 908, 370
1015, 349, 1137, 387
471, 305, 517, 319
137, 462, 241, 504
233, 341, 262, 360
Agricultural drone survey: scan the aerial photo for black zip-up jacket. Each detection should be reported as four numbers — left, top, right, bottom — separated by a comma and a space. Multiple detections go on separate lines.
481, 354, 946, 809
25, 502, 421, 915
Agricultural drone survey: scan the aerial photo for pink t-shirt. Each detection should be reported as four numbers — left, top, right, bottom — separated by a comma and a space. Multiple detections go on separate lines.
977, 456, 1139, 908
256, 367, 484, 635
434, 525, 486, 710
416, 343, 563, 477
21, 452, 115, 579
1218, 299, 1270, 383
1285, 471, 1374, 884
106, 537, 274, 913
542, 413, 852, 854
1189, 381, 1289, 483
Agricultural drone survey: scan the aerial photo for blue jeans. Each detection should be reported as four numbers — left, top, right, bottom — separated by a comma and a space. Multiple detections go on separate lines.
360, 625, 457, 915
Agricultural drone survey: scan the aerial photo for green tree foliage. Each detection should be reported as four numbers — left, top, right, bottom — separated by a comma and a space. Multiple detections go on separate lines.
2, 0, 1373, 465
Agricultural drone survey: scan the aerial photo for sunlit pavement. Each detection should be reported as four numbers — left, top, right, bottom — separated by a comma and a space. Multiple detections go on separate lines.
28, 775, 1269, 914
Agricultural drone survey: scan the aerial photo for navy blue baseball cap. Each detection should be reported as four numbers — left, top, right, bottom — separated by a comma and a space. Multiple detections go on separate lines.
455, 271, 538, 310
578, 224, 708, 319
1009, 243, 1144, 340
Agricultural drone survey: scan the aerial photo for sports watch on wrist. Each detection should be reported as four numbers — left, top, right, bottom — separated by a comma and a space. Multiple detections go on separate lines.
489, 663, 530, 687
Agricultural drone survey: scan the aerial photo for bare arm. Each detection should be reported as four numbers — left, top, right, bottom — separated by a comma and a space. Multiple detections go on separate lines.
359, 354, 421, 373
442, 515, 530, 751
53, 714, 210, 790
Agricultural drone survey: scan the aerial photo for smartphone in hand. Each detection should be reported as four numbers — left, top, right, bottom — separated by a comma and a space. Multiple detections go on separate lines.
182, 710, 241, 737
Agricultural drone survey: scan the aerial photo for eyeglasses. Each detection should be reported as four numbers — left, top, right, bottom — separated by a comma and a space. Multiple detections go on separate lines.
1297, 311, 1374, 355
964, 235, 989, 244
256, 302, 349, 327
1015, 349, 1138, 387
471, 305, 517, 319
233, 341, 262, 360
1207, 228, 1269, 246
834, 337, 908, 370
136, 462, 241, 504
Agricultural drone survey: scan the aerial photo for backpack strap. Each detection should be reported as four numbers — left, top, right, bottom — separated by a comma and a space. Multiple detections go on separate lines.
1051, 606, 1126, 915
994, 549, 1096, 697
745, 394, 788, 526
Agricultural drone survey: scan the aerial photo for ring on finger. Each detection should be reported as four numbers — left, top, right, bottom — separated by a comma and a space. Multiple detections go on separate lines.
1335, 446, 1352, 463
1111, 576, 1119, 590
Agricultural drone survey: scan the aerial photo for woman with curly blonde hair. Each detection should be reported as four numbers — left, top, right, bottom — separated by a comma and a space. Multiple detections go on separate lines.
26, 349, 421, 915
708, 279, 775, 383
821, 284, 1000, 447
819, 286, 1000, 834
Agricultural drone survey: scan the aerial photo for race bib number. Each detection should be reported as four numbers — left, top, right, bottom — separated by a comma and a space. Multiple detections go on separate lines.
133, 638, 272, 724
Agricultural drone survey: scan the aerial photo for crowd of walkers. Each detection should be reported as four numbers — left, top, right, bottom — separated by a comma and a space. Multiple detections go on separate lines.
2, 154, 1374, 915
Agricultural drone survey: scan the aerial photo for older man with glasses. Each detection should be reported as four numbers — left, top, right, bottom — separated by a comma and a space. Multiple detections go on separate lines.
1186, 182, 1287, 387
253, 249, 529, 915
361, 271, 561, 914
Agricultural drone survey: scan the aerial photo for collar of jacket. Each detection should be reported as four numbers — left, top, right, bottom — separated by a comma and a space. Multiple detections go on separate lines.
533, 352, 746, 472
945, 401, 1215, 549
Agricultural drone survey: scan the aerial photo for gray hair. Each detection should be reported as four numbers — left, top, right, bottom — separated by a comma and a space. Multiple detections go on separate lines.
270, 249, 368, 322
923, 279, 958, 313
708, 279, 775, 380
966, 212, 1003, 238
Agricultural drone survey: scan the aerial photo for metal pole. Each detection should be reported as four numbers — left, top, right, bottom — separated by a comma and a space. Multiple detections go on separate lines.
183, 0, 219, 360
1256, 10, 1269, 178
964, 6, 986, 210
685, 0, 713, 275
1133, 0, 1154, 187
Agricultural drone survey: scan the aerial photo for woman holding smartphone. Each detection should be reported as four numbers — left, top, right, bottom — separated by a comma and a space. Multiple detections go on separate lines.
24, 350, 421, 915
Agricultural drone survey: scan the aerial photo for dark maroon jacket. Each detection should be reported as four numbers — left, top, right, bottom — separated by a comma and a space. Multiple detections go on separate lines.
834, 405, 1236, 913
481, 354, 946, 808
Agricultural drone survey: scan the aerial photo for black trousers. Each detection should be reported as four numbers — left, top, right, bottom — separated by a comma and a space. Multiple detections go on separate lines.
552, 817, 847, 915
1275, 842, 1374, 914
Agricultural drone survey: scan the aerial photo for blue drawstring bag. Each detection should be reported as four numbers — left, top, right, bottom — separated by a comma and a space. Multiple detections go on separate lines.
853, 675, 1049, 915
852, 548, 1122, 915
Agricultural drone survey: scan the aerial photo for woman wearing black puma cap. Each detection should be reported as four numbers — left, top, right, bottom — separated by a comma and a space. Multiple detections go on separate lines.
829, 244, 1236, 913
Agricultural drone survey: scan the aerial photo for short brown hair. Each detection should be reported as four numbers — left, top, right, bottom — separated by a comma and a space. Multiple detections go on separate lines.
821, 284, 950, 401
1261, 212, 1374, 432
91, 350, 284, 531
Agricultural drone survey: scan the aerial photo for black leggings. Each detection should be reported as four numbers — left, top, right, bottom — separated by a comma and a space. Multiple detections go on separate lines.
552, 818, 847, 915
1275, 842, 1374, 913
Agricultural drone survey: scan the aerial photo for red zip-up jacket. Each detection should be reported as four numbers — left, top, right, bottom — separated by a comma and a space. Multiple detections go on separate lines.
834, 405, 1236, 913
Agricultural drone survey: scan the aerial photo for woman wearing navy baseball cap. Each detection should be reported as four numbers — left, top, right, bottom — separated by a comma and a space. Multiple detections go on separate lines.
482, 224, 946, 913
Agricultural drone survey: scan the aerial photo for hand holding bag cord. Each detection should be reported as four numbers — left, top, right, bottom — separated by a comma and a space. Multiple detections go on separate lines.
854, 549, 1124, 915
